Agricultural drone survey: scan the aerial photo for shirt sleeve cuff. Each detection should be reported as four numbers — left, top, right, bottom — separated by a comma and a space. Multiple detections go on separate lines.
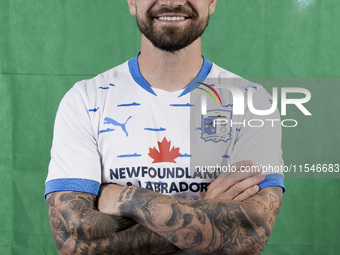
45, 178, 101, 198
258, 174, 286, 192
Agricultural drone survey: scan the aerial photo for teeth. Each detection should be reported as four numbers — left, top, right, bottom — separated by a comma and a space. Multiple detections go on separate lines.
158, 16, 186, 21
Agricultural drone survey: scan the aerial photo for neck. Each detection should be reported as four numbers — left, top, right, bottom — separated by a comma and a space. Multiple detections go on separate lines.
138, 35, 204, 92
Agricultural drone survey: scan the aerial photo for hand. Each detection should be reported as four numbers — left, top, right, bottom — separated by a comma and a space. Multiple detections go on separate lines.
203, 160, 265, 201
97, 184, 126, 216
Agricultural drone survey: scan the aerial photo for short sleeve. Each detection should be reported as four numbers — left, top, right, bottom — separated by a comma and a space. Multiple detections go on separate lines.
45, 82, 101, 197
229, 85, 285, 191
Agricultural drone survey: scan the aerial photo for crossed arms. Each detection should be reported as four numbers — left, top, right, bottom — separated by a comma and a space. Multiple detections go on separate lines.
46, 162, 283, 255
47, 191, 178, 255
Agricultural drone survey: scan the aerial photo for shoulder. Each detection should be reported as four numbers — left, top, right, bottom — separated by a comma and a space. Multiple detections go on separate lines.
60, 60, 132, 107
209, 62, 241, 79
73, 60, 131, 95
208, 61, 268, 96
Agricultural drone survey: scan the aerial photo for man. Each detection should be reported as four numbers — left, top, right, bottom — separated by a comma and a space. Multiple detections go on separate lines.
45, 0, 284, 254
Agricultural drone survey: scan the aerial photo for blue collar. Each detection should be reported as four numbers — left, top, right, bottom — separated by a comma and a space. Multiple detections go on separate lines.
128, 53, 212, 97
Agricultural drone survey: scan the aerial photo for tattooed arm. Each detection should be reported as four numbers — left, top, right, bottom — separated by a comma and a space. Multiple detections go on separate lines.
46, 191, 179, 255
46, 160, 263, 255
100, 186, 283, 255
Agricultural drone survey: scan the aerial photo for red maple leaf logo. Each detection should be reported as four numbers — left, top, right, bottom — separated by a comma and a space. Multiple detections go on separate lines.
148, 137, 181, 163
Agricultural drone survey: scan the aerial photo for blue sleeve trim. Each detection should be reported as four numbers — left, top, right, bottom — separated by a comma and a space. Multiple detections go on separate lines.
45, 178, 101, 198
258, 174, 286, 192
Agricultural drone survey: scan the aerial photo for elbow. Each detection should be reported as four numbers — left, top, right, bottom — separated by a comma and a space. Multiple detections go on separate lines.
50, 227, 77, 255
223, 246, 264, 255
221, 207, 271, 255
235, 234, 268, 255
49, 217, 86, 255
220, 230, 269, 255
46, 192, 101, 254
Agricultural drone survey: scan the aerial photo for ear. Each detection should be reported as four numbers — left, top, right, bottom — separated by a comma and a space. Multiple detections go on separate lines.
209, 0, 217, 14
127, 0, 137, 16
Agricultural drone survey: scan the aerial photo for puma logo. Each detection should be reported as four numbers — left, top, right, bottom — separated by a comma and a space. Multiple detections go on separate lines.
104, 116, 132, 137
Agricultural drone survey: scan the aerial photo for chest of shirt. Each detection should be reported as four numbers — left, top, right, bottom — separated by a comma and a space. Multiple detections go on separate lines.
92, 86, 234, 198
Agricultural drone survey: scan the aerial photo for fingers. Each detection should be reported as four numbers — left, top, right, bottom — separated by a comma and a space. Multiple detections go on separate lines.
205, 173, 264, 200
204, 160, 265, 200
220, 173, 264, 200
212, 160, 254, 185
207, 160, 260, 191
233, 185, 259, 202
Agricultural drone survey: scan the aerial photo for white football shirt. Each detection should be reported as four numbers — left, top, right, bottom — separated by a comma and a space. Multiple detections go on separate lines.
45, 54, 285, 200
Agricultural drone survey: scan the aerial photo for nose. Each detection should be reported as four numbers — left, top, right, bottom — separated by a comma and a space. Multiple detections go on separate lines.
157, 0, 186, 7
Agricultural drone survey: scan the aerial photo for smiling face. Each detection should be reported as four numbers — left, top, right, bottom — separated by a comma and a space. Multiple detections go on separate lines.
127, 0, 217, 52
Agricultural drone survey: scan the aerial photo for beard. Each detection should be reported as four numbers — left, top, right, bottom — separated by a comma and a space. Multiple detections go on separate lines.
136, 6, 210, 52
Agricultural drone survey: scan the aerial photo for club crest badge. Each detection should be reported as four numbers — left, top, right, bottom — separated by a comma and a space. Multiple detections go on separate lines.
201, 109, 232, 143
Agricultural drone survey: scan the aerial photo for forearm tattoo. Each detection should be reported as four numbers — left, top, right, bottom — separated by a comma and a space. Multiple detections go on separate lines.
46, 191, 178, 255
117, 187, 283, 255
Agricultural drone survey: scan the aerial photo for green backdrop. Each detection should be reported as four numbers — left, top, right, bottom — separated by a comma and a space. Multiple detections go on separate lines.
1, 0, 339, 254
